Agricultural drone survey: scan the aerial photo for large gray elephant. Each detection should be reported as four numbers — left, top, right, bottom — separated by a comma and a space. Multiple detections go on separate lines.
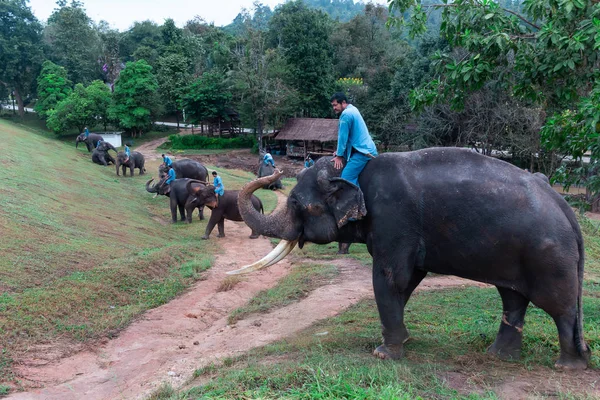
257, 162, 282, 190
234, 148, 591, 370
186, 180, 263, 239
91, 141, 117, 166
76, 133, 104, 152
158, 159, 209, 181
116, 151, 145, 176
145, 177, 204, 223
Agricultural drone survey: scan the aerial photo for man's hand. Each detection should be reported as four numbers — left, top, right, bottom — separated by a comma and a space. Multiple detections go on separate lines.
332, 156, 344, 170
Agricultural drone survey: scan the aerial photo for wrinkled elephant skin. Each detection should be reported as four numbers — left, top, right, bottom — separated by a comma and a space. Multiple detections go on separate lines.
237, 147, 591, 370
146, 178, 204, 223
116, 151, 145, 177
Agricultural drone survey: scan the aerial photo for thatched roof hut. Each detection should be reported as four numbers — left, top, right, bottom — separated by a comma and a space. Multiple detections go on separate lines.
274, 118, 339, 158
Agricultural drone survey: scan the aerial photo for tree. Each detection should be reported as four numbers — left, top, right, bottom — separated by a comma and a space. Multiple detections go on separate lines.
119, 20, 162, 64
44, 0, 101, 84
96, 23, 122, 91
232, 27, 298, 147
46, 80, 111, 134
389, 0, 600, 185
0, 0, 44, 117
269, 0, 335, 117
182, 70, 233, 132
156, 53, 192, 128
34, 61, 72, 119
108, 60, 160, 137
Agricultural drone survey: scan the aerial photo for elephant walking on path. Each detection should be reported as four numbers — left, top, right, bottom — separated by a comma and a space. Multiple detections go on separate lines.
187, 180, 263, 240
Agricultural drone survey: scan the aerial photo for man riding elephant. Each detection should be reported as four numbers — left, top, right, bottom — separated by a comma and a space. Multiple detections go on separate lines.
115, 151, 145, 176
76, 132, 104, 152
91, 141, 117, 166
257, 162, 282, 190
145, 177, 204, 223
233, 148, 591, 370
158, 159, 208, 182
186, 180, 263, 240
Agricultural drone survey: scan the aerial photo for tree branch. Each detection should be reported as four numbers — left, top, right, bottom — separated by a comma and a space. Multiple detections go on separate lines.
423, 4, 540, 30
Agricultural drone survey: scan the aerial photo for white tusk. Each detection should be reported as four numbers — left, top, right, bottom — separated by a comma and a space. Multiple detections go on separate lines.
226, 240, 298, 275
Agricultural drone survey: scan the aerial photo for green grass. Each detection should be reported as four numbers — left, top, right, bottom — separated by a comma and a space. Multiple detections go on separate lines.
228, 263, 339, 324
0, 119, 217, 384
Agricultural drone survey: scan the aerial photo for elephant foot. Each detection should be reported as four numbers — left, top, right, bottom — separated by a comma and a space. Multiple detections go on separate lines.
216, 234, 225, 238
487, 341, 521, 361
249, 234, 260, 239
373, 344, 404, 360
555, 348, 590, 370
337, 250, 349, 255
201, 235, 209, 240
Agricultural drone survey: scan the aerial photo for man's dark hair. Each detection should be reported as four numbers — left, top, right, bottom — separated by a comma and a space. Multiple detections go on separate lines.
212, 171, 217, 176
330, 92, 347, 103
162, 154, 165, 157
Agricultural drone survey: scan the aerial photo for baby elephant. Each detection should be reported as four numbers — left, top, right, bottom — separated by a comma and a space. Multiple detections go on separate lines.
186, 180, 263, 240
116, 151, 146, 176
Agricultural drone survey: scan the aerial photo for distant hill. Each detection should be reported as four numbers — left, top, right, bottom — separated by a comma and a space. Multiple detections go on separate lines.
224, 0, 369, 34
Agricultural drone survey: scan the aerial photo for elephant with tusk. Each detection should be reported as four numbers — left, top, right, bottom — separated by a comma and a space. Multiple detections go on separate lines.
233, 148, 591, 370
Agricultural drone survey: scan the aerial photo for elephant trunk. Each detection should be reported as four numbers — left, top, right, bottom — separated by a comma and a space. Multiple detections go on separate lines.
145, 178, 158, 193
237, 170, 298, 241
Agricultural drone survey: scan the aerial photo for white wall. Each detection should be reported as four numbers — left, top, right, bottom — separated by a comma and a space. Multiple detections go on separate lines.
99, 132, 122, 147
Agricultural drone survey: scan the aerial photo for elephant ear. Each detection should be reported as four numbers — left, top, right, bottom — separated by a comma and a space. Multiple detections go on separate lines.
317, 169, 367, 228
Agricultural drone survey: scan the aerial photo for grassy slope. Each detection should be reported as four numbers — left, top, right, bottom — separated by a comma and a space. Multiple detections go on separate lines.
0, 119, 218, 382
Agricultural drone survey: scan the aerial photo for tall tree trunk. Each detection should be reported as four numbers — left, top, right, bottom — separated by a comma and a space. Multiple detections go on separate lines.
14, 87, 25, 118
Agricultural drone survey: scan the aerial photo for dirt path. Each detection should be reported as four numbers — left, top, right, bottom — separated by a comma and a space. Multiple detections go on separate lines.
9, 187, 487, 400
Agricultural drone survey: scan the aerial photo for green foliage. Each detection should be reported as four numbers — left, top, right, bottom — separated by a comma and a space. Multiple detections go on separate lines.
269, 0, 335, 117
168, 134, 256, 150
182, 70, 232, 124
0, 0, 44, 117
231, 27, 299, 137
156, 53, 191, 116
44, 0, 102, 84
119, 21, 162, 65
389, 0, 600, 189
46, 80, 111, 134
34, 61, 72, 119
108, 60, 161, 136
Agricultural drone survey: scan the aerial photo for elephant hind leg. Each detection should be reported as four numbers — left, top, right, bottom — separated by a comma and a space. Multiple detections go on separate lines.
216, 218, 225, 237
487, 286, 529, 360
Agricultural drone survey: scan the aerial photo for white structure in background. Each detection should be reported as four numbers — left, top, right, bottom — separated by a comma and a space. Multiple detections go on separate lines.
97, 131, 122, 147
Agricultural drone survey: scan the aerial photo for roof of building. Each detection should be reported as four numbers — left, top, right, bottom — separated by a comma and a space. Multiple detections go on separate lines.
275, 118, 339, 142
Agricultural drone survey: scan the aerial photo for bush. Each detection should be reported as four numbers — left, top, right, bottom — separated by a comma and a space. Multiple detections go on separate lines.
168, 134, 256, 150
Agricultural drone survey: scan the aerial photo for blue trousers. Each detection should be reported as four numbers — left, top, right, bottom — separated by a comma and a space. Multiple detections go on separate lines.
341, 152, 372, 187
264, 160, 275, 167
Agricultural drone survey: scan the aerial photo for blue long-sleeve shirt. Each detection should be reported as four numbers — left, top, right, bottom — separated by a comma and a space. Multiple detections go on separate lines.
166, 168, 176, 184
213, 175, 224, 196
124, 145, 131, 157
163, 155, 172, 166
263, 153, 275, 166
335, 104, 378, 161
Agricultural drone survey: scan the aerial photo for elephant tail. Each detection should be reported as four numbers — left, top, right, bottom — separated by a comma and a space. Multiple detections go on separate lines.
562, 203, 591, 361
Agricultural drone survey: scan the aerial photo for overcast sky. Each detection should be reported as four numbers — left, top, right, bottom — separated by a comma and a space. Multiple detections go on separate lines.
27, 0, 387, 31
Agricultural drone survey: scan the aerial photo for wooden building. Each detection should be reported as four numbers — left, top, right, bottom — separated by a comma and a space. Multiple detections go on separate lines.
275, 118, 339, 159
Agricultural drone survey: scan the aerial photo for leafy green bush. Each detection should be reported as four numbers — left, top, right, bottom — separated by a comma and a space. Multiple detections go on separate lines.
168, 134, 256, 150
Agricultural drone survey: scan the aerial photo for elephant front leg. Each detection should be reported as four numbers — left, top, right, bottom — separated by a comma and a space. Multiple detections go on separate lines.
372, 258, 426, 360
129, 164, 134, 177
170, 199, 178, 223
216, 218, 225, 238
201, 215, 218, 240
198, 206, 204, 221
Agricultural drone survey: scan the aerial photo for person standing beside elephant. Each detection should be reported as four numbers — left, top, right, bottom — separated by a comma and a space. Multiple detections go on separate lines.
212, 171, 224, 206
330, 92, 378, 187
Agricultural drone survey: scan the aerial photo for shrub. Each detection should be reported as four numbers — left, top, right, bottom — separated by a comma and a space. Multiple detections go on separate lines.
168, 134, 256, 150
